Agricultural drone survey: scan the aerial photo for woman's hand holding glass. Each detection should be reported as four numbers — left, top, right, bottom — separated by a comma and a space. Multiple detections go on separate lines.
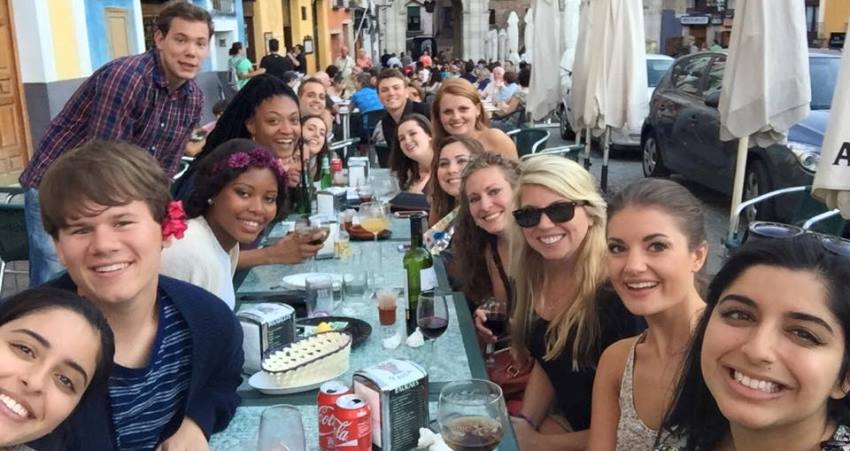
264, 230, 322, 265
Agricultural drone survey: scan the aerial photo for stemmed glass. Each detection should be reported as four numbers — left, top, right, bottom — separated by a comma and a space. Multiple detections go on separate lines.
358, 201, 390, 277
480, 298, 508, 363
295, 217, 330, 272
416, 292, 449, 371
371, 175, 400, 203
437, 379, 509, 451
258, 404, 306, 451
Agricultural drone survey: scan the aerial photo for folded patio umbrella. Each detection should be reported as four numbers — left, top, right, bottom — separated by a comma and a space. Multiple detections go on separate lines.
813, 23, 850, 220
507, 11, 521, 65
527, 0, 572, 121
569, 0, 647, 190
523, 8, 534, 64
720, 0, 810, 239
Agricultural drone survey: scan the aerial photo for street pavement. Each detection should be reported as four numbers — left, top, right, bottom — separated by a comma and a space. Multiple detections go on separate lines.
543, 129, 729, 277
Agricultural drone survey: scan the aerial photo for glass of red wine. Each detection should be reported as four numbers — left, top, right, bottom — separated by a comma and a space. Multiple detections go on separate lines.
480, 298, 508, 364
438, 379, 509, 451
416, 292, 449, 369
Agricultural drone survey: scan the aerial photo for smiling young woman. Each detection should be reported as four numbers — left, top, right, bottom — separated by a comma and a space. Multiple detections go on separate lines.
656, 235, 850, 451
0, 288, 114, 451
587, 179, 707, 451
507, 156, 641, 450
430, 79, 518, 161
161, 139, 288, 309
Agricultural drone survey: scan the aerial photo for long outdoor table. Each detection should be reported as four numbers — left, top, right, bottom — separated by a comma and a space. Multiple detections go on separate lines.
210, 220, 519, 450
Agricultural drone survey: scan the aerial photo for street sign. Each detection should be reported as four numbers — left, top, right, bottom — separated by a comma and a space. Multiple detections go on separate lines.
680, 15, 711, 25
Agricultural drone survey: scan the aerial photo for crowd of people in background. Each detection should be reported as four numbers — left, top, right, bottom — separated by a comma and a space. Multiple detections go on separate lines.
3, 1, 850, 451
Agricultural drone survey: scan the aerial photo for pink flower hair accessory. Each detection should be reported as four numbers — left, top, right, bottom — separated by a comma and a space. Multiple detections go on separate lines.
162, 200, 188, 240
212, 148, 286, 179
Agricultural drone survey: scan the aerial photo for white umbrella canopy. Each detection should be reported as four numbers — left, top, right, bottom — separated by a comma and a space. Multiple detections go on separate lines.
507, 11, 521, 64
813, 23, 850, 220
487, 29, 498, 62
720, 0, 811, 239
523, 7, 534, 63
527, 0, 567, 120
567, 0, 648, 189
498, 29, 508, 62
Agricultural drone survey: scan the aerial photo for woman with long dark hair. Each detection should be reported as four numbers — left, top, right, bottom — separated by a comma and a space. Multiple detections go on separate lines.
389, 114, 433, 194
176, 74, 321, 269
656, 235, 850, 451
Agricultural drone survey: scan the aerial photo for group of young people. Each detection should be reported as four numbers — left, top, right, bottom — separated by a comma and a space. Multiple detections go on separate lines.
2, 2, 850, 451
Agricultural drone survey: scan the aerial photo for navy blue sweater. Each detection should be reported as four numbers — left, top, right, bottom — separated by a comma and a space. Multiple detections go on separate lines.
36, 274, 243, 451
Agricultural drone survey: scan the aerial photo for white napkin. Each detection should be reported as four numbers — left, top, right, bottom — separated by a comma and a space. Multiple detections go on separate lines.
406, 328, 425, 348
382, 331, 402, 349
417, 428, 452, 451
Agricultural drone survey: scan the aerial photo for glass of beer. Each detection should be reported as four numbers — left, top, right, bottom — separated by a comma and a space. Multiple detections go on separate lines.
376, 288, 398, 342
438, 379, 509, 451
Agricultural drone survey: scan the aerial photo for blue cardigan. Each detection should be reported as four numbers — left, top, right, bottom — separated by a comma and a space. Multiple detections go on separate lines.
36, 274, 244, 451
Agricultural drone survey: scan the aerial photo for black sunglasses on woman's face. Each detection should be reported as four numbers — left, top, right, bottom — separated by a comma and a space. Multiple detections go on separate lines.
513, 201, 588, 228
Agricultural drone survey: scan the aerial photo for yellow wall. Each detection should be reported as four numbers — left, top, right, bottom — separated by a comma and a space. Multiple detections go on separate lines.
245, 0, 333, 73
824, 0, 850, 37
252, 0, 284, 58
315, 0, 331, 70
49, 0, 82, 79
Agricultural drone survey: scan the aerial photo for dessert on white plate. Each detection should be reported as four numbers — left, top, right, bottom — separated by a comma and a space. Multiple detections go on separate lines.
261, 331, 352, 387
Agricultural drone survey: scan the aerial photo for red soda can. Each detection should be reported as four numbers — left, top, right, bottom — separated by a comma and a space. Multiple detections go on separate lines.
333, 394, 372, 450
330, 157, 343, 173
318, 380, 352, 450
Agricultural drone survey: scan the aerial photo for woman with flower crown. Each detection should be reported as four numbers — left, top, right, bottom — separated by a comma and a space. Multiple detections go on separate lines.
161, 139, 288, 309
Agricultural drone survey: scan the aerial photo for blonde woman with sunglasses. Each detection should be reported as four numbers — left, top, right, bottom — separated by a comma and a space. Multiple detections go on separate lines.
508, 156, 641, 450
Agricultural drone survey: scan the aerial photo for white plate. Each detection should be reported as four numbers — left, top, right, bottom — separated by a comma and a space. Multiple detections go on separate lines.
281, 273, 343, 290
248, 366, 348, 395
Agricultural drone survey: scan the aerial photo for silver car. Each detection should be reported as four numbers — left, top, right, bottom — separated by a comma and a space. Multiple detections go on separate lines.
559, 54, 674, 148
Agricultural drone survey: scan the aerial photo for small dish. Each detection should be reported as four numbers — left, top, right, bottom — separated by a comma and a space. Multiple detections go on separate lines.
346, 224, 392, 241
298, 316, 373, 347
281, 273, 343, 290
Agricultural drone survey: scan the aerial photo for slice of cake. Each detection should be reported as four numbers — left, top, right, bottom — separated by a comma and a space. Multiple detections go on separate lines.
261, 331, 352, 386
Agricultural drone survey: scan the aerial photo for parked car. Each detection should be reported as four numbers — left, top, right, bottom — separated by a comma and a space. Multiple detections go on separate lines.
641, 50, 840, 223
559, 54, 674, 148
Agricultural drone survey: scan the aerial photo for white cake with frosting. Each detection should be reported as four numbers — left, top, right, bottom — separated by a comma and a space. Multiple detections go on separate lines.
261, 332, 352, 386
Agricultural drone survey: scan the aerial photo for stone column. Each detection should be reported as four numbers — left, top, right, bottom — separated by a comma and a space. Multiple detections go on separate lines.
461, 0, 488, 61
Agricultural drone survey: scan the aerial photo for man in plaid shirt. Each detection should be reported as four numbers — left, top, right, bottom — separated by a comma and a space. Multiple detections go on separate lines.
19, 1, 213, 286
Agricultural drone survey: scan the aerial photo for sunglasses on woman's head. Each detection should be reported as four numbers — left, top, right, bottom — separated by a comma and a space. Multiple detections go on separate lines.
513, 201, 588, 228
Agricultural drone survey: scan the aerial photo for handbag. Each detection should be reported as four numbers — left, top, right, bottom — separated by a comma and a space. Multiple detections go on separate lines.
487, 347, 532, 401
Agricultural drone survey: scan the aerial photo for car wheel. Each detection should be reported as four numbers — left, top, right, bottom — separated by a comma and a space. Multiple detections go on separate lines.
742, 159, 774, 225
642, 132, 669, 177
560, 108, 576, 140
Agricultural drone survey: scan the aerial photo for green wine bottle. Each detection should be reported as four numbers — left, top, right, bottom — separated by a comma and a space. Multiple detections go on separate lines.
403, 213, 437, 336
320, 155, 332, 189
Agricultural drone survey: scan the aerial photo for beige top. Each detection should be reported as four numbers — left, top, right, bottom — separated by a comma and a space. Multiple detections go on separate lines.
616, 332, 658, 451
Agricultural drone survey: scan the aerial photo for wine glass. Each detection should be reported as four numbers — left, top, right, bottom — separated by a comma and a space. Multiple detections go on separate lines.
480, 298, 508, 363
438, 379, 509, 451
258, 404, 306, 451
358, 201, 390, 277
371, 175, 400, 203
416, 292, 449, 371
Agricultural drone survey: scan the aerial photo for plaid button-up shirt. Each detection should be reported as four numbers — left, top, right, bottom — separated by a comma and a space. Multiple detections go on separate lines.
19, 49, 204, 187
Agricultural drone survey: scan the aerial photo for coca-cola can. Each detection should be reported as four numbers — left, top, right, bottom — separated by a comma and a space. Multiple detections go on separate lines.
318, 380, 352, 450
333, 394, 372, 450
330, 157, 343, 173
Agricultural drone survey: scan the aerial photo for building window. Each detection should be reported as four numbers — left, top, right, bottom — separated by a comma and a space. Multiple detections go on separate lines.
806, 6, 817, 33
211, 0, 235, 14
489, 9, 496, 25
408, 6, 421, 32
